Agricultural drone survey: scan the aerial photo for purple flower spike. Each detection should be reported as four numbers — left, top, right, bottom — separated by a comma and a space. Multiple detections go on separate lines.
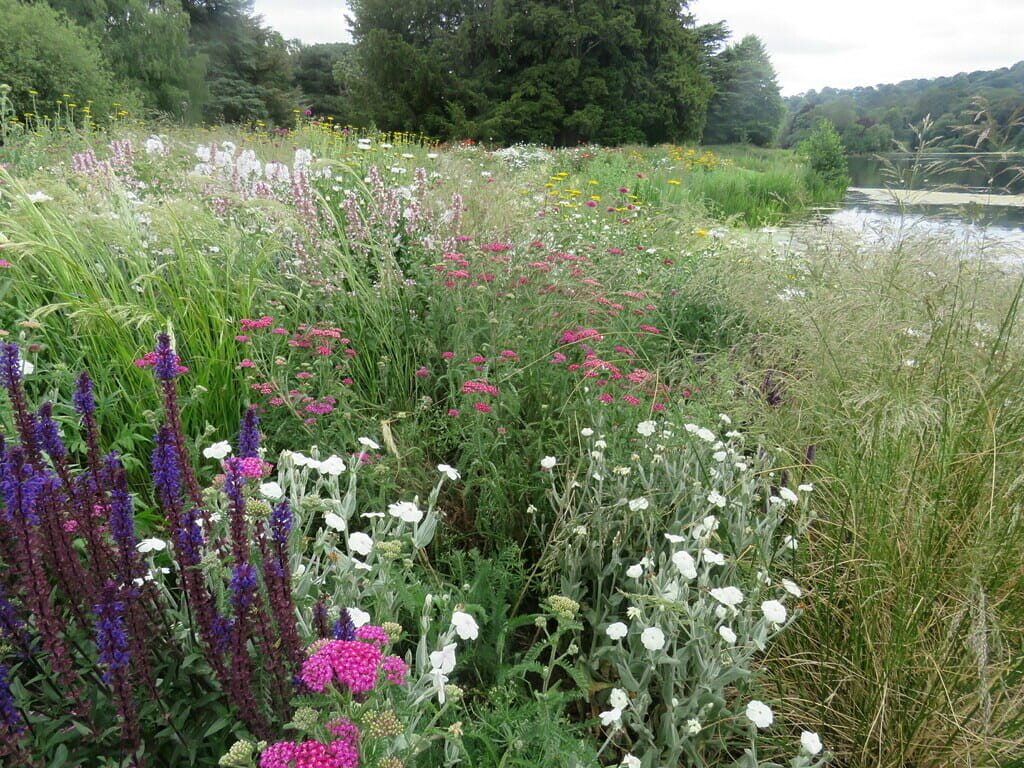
270, 498, 292, 545
36, 402, 67, 461
153, 333, 184, 381
0, 664, 22, 732
94, 582, 130, 684
237, 405, 260, 459
151, 425, 181, 509
0, 344, 22, 391
332, 608, 356, 641
72, 371, 96, 416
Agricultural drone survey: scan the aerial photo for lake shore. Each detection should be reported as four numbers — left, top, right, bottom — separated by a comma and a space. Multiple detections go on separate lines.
848, 186, 1024, 208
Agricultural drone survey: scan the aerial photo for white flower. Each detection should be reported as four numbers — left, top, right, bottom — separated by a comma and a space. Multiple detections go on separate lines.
702, 548, 725, 566
594, 439, 607, 450
625, 563, 645, 579
348, 532, 374, 556
694, 515, 719, 539
19, 359, 34, 375
628, 497, 649, 512
706, 490, 727, 508
782, 579, 803, 597
686, 718, 702, 734
671, 550, 697, 580
664, 533, 686, 543
712, 450, 728, 462
144, 136, 165, 155
599, 707, 622, 726
27, 191, 53, 203
636, 420, 657, 436
437, 463, 460, 481
202, 441, 233, 459
317, 455, 346, 475
625, 606, 642, 620
695, 427, 716, 442
358, 436, 380, 450
710, 586, 744, 607
388, 500, 423, 524
620, 754, 641, 768
778, 487, 798, 504
581, 427, 594, 437
288, 451, 314, 467
540, 455, 557, 470
430, 642, 457, 674
640, 626, 666, 651
761, 600, 787, 626
324, 512, 346, 531
137, 538, 167, 553
259, 481, 283, 500
606, 622, 628, 640
719, 413, 732, 425
746, 700, 774, 728
800, 730, 823, 755
609, 688, 630, 709
451, 611, 479, 640
348, 607, 370, 627
718, 625, 737, 644
783, 535, 799, 550
798, 483, 814, 493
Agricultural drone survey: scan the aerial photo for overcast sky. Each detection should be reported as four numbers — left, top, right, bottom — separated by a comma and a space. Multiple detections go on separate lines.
252, 0, 1024, 96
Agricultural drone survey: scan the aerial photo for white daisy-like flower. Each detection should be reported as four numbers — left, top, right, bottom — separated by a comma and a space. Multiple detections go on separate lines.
609, 688, 629, 709
746, 699, 774, 728
605, 622, 628, 640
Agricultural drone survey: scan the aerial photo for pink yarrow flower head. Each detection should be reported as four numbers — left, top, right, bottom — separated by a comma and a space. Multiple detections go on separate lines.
260, 737, 359, 768
301, 638, 383, 693
224, 456, 274, 479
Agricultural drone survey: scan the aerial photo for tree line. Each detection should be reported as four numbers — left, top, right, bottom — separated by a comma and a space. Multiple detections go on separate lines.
2, 0, 793, 146
780, 61, 1024, 153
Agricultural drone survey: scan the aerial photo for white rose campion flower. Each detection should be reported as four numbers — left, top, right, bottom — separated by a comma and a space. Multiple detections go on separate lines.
202, 441, 233, 460
540, 455, 557, 470
621, 754, 641, 768
323, 512, 346, 531
599, 707, 622, 727
782, 578, 803, 597
259, 481, 283, 500
451, 610, 479, 640
746, 699, 774, 728
706, 490, 727, 508
358, 436, 381, 450
317, 455, 347, 475
800, 730, 823, 755
710, 586, 744, 607
625, 563, 645, 579
718, 625, 737, 644
348, 607, 370, 627
137, 538, 167, 553
347, 532, 374, 556
640, 626, 666, 651
627, 497, 649, 512
702, 548, 725, 566
606, 622, 628, 640
609, 688, 630, 709
762, 600, 788, 626
437, 463, 460, 481
672, 550, 698, 580
778, 486, 799, 504
388, 500, 424, 524
636, 420, 657, 436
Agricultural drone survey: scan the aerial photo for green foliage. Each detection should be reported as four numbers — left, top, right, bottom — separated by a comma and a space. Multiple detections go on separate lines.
797, 120, 849, 191
780, 60, 1024, 151
349, 0, 718, 145
704, 35, 786, 147
0, 0, 122, 122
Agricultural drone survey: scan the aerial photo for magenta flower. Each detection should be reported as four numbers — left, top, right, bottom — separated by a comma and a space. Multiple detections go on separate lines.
301, 639, 382, 693
474, 402, 491, 413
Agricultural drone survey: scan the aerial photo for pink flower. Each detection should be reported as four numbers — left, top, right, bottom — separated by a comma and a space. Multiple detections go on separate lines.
415, 366, 430, 378
235, 335, 251, 342
301, 639, 383, 693
382, 655, 409, 684
618, 187, 629, 193
597, 393, 614, 403
474, 402, 491, 413
448, 408, 459, 418
586, 200, 597, 207
441, 351, 455, 359
550, 352, 567, 364
0, 260, 11, 268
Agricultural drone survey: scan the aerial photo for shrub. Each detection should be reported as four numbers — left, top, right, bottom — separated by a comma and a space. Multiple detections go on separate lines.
797, 120, 849, 192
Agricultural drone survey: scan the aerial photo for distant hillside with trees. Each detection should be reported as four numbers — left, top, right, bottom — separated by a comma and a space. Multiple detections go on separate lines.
780, 61, 1024, 153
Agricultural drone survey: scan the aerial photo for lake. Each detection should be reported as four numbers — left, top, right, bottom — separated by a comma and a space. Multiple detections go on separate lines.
818, 152, 1024, 257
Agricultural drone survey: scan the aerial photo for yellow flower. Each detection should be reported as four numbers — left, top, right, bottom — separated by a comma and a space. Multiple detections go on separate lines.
668, 180, 681, 185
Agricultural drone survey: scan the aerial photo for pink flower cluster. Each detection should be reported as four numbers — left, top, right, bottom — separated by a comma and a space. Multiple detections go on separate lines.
225, 456, 274, 479
260, 734, 358, 768
300, 626, 408, 694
